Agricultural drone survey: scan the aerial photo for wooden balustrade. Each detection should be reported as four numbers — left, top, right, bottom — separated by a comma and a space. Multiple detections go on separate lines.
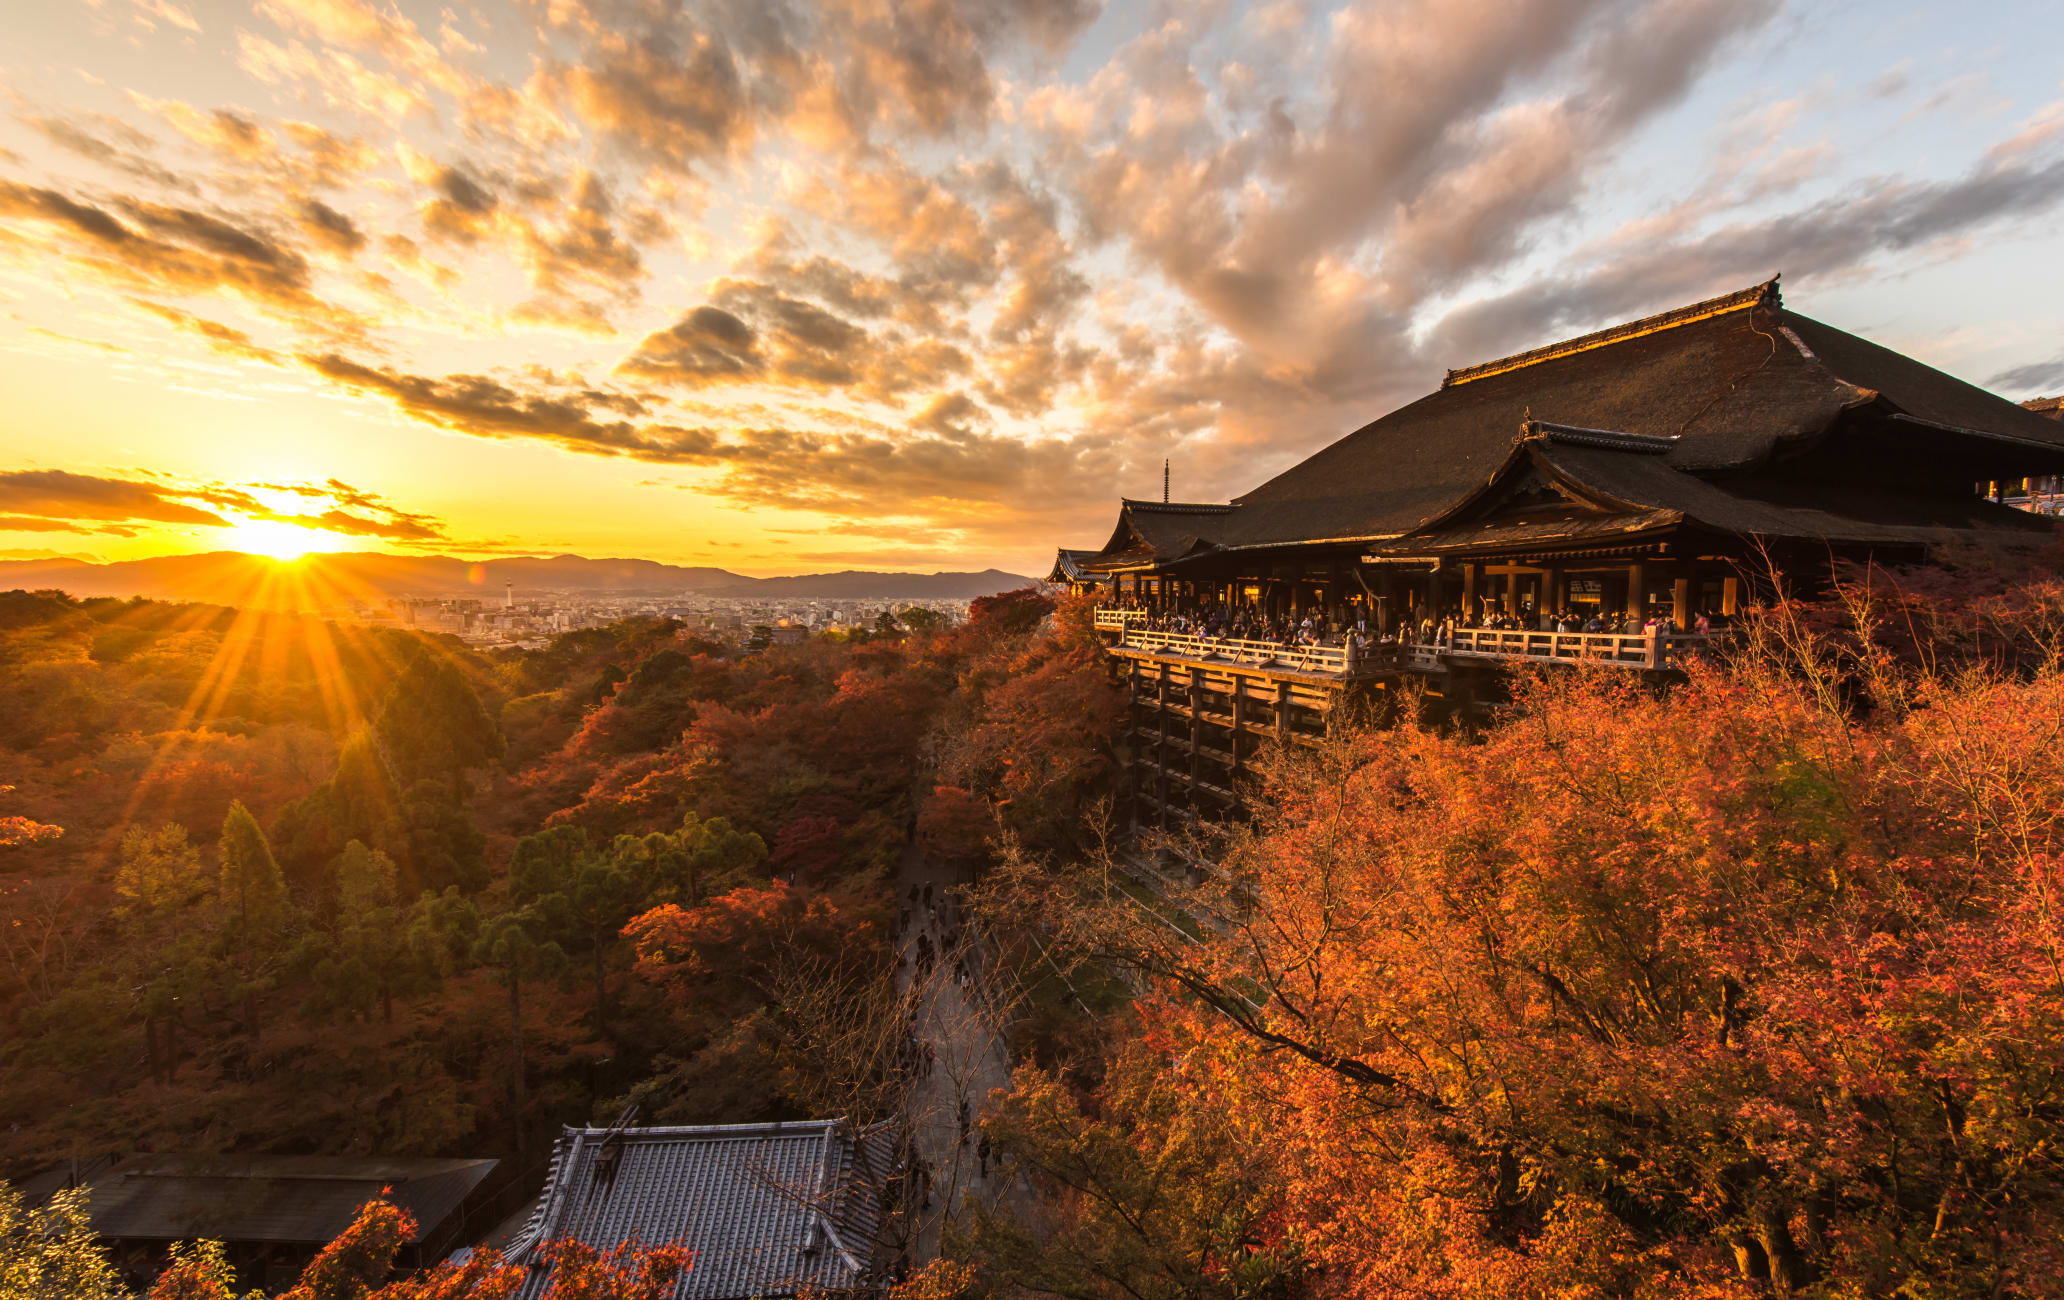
1100, 608, 1711, 674
1112, 626, 1365, 676
1444, 627, 1709, 670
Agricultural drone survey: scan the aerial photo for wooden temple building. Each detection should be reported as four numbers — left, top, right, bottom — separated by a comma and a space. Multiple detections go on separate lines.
1053, 279, 2064, 832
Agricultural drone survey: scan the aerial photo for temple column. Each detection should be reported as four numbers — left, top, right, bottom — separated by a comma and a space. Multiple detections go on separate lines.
1673, 576, 1692, 631
1626, 561, 1645, 622
1462, 562, 1479, 622
1722, 575, 1740, 617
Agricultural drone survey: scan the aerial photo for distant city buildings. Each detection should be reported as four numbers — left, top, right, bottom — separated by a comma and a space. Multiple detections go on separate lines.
349, 591, 972, 651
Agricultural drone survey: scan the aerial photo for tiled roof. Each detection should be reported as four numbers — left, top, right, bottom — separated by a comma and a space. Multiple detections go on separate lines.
1047, 548, 1097, 582
57, 1154, 496, 1245
507, 1121, 902, 1300
1076, 282, 2064, 564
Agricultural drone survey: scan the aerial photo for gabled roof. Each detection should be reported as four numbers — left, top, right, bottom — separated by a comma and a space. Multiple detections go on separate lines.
1084, 499, 1236, 571
1364, 417, 2054, 558
507, 1120, 900, 1300
1046, 548, 1097, 583
55, 1154, 496, 1245
1085, 280, 2064, 563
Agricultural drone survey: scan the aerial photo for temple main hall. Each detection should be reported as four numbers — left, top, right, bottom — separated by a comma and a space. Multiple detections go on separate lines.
1053, 279, 2064, 834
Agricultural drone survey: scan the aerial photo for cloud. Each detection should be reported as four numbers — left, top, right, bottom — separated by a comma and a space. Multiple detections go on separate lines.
544, 30, 759, 175
0, 470, 233, 528
296, 197, 365, 252
18, 113, 190, 190
127, 298, 282, 363
0, 180, 358, 334
302, 351, 722, 459
1989, 355, 2064, 396
620, 278, 972, 400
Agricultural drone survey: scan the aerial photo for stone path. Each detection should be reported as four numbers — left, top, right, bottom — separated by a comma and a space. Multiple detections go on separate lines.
890, 839, 1028, 1261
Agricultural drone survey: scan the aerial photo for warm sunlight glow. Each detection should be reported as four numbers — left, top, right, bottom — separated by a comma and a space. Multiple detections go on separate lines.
220, 519, 323, 562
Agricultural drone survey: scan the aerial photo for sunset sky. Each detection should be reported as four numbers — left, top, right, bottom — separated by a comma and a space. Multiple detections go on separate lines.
3, 0, 2062, 576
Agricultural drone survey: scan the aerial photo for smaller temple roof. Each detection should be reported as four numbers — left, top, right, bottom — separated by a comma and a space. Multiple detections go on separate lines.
1047, 547, 1097, 583
1083, 499, 1235, 572
1361, 417, 2053, 559
43, 1154, 496, 1246
507, 1120, 900, 1300
2026, 395, 2064, 422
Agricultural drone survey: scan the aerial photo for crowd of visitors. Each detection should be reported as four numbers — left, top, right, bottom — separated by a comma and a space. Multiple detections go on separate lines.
1101, 594, 1727, 656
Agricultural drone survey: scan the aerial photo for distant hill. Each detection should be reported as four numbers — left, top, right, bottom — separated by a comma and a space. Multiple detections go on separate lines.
703, 568, 1038, 599
0, 551, 1037, 609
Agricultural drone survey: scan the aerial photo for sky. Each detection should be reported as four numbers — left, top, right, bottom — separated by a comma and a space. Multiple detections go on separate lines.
1, 0, 2062, 578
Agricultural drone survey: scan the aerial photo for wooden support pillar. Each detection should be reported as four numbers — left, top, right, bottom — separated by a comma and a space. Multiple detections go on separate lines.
1188, 675, 1202, 807
1376, 570, 1395, 633
1626, 561, 1645, 620
1543, 565, 1563, 625
1275, 681, 1292, 747
1156, 663, 1171, 830
1229, 678, 1244, 773
1501, 571, 1517, 617
1722, 575, 1740, 617
1462, 562, 1478, 621
1672, 576, 1691, 631
1126, 659, 1141, 830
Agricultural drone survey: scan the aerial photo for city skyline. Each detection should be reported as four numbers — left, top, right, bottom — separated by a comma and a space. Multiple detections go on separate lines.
4, 0, 2064, 578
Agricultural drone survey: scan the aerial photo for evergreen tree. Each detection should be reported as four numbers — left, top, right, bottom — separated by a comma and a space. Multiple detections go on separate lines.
471, 910, 563, 1160
375, 647, 504, 786
217, 800, 289, 1036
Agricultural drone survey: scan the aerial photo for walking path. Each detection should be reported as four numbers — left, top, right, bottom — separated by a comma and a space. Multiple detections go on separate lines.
891, 839, 1028, 1261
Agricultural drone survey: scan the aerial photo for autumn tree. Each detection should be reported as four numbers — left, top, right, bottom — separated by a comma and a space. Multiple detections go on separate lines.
137, 1191, 690, 1299
0, 1183, 124, 1300
962, 1030, 1304, 1300
974, 590, 2064, 1297
0, 784, 60, 850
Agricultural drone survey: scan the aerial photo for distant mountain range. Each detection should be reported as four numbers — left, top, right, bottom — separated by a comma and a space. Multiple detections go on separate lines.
0, 551, 1038, 610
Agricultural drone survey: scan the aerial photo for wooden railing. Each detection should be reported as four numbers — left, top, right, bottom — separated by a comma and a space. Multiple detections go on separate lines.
1110, 627, 1366, 676
1444, 627, 1709, 669
1099, 607, 1712, 673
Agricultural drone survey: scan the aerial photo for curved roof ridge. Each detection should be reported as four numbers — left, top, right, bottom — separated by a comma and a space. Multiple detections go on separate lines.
1524, 419, 1680, 453
1444, 278, 1780, 389
1119, 498, 1235, 514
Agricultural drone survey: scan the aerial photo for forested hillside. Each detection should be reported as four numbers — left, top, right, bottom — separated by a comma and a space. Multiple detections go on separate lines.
0, 585, 1119, 1177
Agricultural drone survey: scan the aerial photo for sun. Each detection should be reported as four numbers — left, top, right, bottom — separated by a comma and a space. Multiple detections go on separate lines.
222, 519, 323, 562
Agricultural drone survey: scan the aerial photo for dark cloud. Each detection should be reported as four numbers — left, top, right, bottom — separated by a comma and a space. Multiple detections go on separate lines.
546, 30, 757, 174
621, 278, 973, 400
1990, 356, 2064, 396
0, 180, 355, 332
420, 161, 498, 243
0, 470, 232, 528
1428, 149, 2064, 368
297, 197, 365, 253
618, 306, 763, 383
19, 113, 190, 190
512, 172, 645, 326
0, 515, 98, 534
302, 352, 721, 461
